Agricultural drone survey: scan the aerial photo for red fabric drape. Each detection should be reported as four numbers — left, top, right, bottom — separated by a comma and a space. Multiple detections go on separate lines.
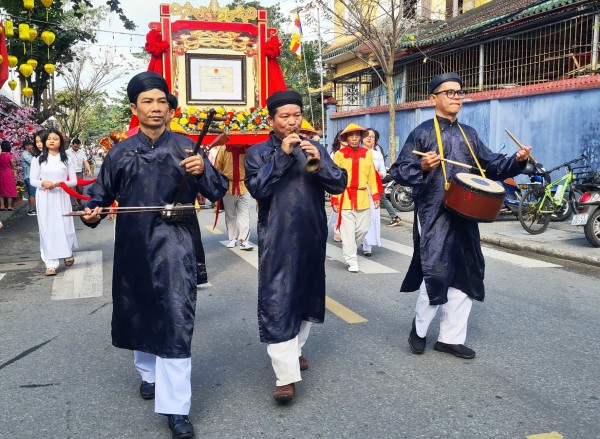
264, 36, 287, 94
128, 30, 170, 130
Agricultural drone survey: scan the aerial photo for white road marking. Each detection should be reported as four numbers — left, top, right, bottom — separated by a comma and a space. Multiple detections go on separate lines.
220, 241, 258, 268
379, 237, 561, 269
0, 273, 5, 282
325, 243, 399, 274
51, 251, 103, 300
481, 246, 561, 268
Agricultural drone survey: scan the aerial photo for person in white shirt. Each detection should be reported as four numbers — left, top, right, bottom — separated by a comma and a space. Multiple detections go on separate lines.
66, 138, 91, 207
361, 128, 386, 256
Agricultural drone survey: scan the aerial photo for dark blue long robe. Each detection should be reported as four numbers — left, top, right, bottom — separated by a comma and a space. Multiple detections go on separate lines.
245, 134, 347, 343
390, 116, 525, 305
83, 130, 228, 358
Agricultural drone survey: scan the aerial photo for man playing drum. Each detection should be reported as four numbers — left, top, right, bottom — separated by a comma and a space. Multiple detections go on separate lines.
390, 72, 531, 359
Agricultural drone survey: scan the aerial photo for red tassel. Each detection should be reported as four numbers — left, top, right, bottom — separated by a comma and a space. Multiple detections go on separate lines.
212, 200, 221, 230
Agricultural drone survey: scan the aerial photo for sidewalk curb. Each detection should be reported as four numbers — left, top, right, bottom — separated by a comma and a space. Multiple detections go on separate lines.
400, 215, 600, 268
479, 233, 600, 267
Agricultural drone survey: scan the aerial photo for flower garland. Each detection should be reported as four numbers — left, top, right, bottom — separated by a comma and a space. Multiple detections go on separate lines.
173, 106, 270, 133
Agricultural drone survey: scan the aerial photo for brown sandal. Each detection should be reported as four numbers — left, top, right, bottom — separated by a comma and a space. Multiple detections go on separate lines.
45, 267, 57, 276
64, 256, 74, 266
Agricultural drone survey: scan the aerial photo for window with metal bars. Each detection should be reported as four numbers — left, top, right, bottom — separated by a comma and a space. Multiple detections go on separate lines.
333, 13, 597, 109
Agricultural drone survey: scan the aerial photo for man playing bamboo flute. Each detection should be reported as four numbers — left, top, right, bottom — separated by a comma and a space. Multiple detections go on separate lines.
390, 72, 531, 360
245, 90, 347, 402
81, 71, 228, 439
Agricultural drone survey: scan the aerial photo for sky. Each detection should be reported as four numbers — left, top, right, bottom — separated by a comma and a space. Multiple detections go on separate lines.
1, 0, 328, 103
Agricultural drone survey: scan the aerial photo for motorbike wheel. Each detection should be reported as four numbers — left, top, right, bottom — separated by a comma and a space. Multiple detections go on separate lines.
583, 209, 600, 247
518, 187, 552, 234
390, 185, 415, 212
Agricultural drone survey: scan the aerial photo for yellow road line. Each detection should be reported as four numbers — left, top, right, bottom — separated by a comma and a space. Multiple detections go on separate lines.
204, 225, 223, 234
326, 296, 368, 324
527, 433, 564, 439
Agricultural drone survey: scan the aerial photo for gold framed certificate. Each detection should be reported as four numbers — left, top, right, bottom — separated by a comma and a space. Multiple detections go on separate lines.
186, 54, 246, 105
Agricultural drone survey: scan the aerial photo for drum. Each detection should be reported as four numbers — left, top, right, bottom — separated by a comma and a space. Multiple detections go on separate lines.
443, 173, 506, 222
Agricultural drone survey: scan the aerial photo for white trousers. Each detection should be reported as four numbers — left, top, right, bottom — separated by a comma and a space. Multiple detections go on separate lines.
415, 280, 473, 344
414, 216, 473, 344
267, 321, 312, 386
340, 209, 371, 266
133, 351, 192, 415
222, 192, 252, 242
41, 247, 59, 269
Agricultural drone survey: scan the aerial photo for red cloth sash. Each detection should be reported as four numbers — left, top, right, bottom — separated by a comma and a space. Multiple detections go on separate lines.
225, 145, 250, 195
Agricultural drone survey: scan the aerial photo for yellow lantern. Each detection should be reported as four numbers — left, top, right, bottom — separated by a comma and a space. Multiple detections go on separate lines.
41, 0, 53, 7
8, 80, 18, 91
24, 0, 35, 10
41, 31, 55, 46
19, 23, 30, 41
5, 21, 14, 38
27, 59, 38, 69
8, 55, 18, 68
44, 63, 55, 75
19, 63, 33, 78
22, 87, 33, 98
28, 28, 38, 43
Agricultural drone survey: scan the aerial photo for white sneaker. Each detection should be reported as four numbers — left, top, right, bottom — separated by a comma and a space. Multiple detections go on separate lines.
348, 265, 359, 273
239, 241, 254, 251
226, 239, 237, 248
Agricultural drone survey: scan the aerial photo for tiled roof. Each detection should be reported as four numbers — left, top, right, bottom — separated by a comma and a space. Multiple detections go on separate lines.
323, 0, 596, 61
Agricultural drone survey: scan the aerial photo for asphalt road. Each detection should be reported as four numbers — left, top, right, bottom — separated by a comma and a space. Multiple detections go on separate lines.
0, 207, 598, 439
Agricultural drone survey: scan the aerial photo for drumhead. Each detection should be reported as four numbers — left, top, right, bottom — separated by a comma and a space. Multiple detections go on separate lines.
453, 172, 505, 194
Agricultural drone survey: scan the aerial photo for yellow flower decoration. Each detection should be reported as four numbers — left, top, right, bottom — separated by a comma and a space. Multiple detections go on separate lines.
247, 123, 255, 130
199, 112, 207, 119
244, 110, 251, 116
259, 109, 268, 116
216, 107, 225, 114
263, 125, 270, 131
236, 113, 245, 123
187, 106, 196, 114
180, 117, 189, 125
173, 118, 180, 123
231, 124, 239, 130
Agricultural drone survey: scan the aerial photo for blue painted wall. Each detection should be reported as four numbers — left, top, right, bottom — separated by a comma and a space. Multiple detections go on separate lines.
327, 88, 600, 173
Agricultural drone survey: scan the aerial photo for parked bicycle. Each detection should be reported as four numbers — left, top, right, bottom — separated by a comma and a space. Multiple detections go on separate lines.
517, 156, 586, 234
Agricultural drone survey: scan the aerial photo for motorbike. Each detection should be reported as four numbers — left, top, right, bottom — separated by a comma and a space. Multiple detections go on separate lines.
571, 174, 600, 247
382, 173, 414, 212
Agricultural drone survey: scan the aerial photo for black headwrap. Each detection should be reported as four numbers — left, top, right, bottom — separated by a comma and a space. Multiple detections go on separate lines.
127, 71, 169, 103
428, 72, 463, 95
266, 90, 303, 113
167, 93, 178, 110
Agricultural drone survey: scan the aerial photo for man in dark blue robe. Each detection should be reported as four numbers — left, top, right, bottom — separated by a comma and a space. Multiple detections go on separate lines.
82, 72, 228, 439
245, 90, 347, 402
390, 72, 531, 360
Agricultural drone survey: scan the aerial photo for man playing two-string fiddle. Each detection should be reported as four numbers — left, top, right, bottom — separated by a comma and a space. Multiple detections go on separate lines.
81, 71, 228, 439
390, 72, 531, 359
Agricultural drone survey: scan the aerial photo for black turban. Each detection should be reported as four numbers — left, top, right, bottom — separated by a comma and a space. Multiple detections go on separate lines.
428, 72, 463, 95
127, 71, 169, 103
266, 90, 303, 113
167, 93, 178, 110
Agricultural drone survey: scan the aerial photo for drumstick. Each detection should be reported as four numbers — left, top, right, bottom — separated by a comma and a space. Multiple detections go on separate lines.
412, 150, 475, 171
504, 129, 537, 164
